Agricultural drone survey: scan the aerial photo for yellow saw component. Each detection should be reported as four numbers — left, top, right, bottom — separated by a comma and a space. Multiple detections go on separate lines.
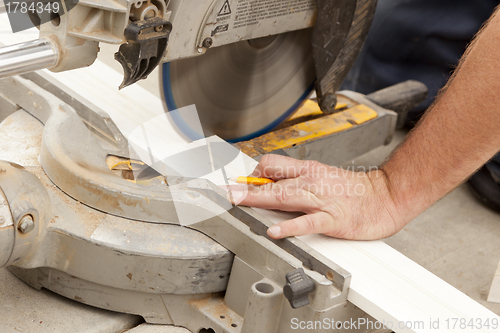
235, 103, 378, 157
106, 155, 146, 171
289, 100, 348, 120
162, 29, 316, 142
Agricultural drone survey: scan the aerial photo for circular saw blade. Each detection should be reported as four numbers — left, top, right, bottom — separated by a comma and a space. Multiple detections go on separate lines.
161, 29, 315, 142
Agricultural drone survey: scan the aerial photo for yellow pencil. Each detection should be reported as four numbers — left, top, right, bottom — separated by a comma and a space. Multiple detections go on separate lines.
229, 176, 275, 186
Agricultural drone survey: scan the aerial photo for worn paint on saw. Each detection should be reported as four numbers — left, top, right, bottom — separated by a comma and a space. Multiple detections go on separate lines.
236, 104, 377, 157
289, 100, 348, 120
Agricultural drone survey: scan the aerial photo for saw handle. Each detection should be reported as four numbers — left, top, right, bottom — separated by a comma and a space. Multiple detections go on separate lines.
0, 39, 58, 79
366, 80, 428, 128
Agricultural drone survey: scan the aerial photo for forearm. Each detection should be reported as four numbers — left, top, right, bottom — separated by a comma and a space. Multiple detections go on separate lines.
381, 8, 500, 223
234, 7, 500, 240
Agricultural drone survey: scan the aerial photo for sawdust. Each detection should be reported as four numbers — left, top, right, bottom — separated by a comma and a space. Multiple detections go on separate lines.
0, 110, 43, 167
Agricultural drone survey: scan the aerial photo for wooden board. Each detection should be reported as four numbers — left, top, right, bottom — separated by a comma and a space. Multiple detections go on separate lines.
2, 17, 500, 332
299, 235, 500, 332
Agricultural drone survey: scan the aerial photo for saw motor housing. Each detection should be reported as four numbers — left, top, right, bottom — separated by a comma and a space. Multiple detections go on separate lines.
39, 0, 317, 69
1, 0, 377, 113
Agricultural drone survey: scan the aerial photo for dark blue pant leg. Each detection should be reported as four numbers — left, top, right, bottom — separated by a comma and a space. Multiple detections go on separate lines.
342, 0, 498, 123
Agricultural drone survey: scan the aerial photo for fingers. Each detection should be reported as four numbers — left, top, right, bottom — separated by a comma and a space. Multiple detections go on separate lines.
267, 212, 336, 239
227, 181, 322, 213
251, 154, 326, 180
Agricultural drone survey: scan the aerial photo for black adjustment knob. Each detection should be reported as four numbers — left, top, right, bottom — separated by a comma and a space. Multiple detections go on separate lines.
319, 93, 338, 114
283, 268, 315, 309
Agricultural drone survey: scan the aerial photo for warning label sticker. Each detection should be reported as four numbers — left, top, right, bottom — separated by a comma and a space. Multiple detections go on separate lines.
201, 0, 316, 46
218, 0, 232, 16
233, 0, 316, 29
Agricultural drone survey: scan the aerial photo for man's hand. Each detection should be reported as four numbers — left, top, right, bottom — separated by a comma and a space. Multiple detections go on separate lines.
230, 7, 500, 241
228, 154, 405, 240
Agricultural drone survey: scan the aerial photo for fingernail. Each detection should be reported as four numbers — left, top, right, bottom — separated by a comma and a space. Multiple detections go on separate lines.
229, 191, 244, 205
268, 225, 281, 238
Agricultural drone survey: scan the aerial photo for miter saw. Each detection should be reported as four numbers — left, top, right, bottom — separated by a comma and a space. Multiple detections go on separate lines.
0, 0, 428, 332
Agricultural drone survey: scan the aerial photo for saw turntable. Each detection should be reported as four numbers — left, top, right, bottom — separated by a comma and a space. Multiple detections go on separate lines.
0, 0, 431, 332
